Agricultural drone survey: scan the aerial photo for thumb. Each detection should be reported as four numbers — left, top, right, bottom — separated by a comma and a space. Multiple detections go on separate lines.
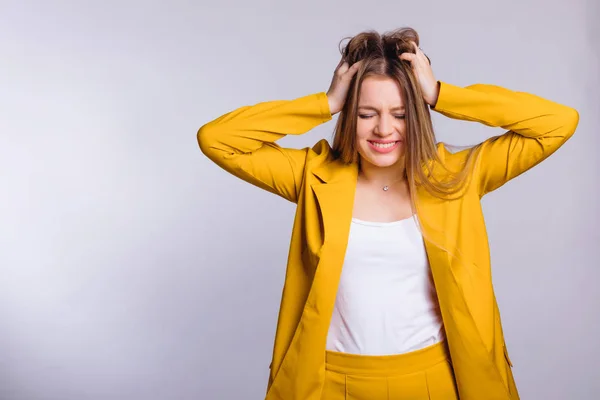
399, 53, 416, 64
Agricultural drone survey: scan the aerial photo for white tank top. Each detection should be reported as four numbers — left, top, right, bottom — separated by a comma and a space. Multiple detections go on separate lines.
325, 215, 446, 355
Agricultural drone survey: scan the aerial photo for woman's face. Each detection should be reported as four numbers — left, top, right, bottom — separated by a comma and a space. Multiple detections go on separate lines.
355, 75, 407, 168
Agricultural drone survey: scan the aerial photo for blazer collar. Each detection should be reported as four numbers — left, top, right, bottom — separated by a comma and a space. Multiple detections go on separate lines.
311, 156, 357, 185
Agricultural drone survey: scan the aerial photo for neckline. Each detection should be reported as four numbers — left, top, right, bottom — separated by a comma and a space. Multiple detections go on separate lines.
351, 214, 417, 227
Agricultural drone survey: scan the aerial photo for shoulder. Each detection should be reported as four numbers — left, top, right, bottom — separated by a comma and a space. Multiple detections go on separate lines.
302, 138, 355, 182
305, 138, 337, 165
309, 138, 334, 156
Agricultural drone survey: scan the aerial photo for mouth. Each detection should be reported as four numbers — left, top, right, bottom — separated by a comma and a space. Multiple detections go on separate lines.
367, 140, 401, 153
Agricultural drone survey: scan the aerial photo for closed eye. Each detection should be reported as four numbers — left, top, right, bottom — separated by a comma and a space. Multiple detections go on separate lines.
358, 115, 405, 119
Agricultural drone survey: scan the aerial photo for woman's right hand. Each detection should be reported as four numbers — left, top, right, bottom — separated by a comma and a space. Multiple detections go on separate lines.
326, 56, 363, 115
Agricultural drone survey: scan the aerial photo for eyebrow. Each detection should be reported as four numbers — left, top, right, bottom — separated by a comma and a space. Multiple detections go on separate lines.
357, 105, 405, 111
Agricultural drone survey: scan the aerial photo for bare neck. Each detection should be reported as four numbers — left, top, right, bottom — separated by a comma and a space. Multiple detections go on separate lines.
357, 156, 407, 187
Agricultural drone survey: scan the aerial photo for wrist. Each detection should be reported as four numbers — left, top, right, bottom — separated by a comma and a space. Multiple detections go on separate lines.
428, 81, 441, 108
327, 96, 340, 115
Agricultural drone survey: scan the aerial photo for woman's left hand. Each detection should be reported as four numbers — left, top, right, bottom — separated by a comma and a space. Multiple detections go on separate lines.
399, 42, 440, 107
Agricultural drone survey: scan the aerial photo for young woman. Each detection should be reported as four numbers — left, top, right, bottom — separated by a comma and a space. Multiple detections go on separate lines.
198, 27, 579, 400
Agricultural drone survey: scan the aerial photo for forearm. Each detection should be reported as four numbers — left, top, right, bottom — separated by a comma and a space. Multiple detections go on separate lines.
431, 81, 579, 139
198, 92, 332, 157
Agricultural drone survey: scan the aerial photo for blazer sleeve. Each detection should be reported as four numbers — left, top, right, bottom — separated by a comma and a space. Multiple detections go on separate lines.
431, 81, 580, 197
197, 92, 333, 203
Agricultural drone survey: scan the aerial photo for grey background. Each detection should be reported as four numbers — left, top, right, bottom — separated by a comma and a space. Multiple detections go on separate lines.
1, 0, 598, 399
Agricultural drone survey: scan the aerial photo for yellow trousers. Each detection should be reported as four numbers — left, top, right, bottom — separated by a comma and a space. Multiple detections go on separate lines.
321, 340, 459, 400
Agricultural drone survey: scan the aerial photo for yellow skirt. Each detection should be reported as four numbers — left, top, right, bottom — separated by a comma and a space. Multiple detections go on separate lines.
321, 340, 459, 400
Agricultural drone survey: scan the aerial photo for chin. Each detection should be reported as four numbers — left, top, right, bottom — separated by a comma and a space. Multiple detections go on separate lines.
360, 152, 402, 168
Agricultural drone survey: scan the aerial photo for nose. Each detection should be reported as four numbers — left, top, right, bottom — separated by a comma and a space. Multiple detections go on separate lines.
374, 114, 395, 136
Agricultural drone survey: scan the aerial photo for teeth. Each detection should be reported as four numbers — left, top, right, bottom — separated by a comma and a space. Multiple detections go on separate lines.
371, 141, 397, 148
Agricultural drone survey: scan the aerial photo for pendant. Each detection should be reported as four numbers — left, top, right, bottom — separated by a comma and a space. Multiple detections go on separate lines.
383, 185, 389, 191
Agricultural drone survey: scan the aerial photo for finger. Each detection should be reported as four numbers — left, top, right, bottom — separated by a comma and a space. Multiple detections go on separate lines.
424, 53, 431, 65
340, 60, 361, 79
414, 43, 430, 64
399, 53, 417, 63
348, 60, 362, 73
410, 41, 426, 60
337, 61, 350, 75
411, 41, 420, 54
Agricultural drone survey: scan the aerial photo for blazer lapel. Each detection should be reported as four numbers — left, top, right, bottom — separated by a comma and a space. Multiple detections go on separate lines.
305, 159, 358, 319
310, 160, 357, 246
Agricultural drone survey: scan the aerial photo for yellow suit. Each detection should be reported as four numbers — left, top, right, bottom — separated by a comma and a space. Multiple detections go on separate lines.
198, 81, 579, 399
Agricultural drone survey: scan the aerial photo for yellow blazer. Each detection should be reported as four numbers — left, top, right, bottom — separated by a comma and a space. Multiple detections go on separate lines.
198, 81, 579, 400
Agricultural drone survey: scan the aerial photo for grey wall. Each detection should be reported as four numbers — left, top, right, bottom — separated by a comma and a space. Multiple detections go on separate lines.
1, 0, 598, 399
